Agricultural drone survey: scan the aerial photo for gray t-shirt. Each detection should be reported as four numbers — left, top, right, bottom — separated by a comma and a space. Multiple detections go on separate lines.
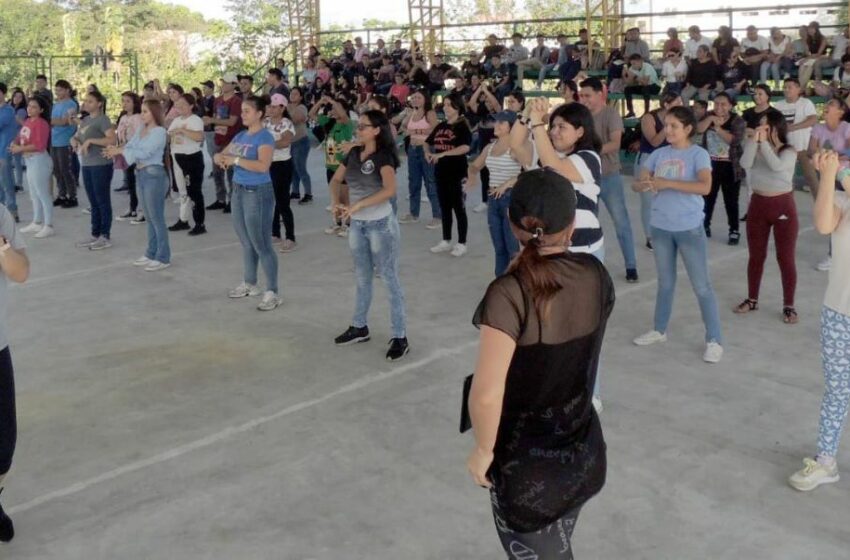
290, 104, 308, 141
0, 205, 25, 350
77, 114, 113, 167
593, 106, 624, 176
344, 147, 393, 221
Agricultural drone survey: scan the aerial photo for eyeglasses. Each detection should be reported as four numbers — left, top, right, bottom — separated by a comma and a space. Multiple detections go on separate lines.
356, 124, 375, 130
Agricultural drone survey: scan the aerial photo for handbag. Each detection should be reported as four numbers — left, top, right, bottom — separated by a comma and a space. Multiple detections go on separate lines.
459, 374, 473, 433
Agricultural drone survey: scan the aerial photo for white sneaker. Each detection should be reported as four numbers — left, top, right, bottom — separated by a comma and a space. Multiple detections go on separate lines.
816, 256, 832, 271
430, 240, 452, 253
133, 256, 153, 267
324, 225, 342, 235
19, 222, 41, 233
472, 202, 487, 213
228, 282, 262, 298
633, 330, 667, 346
88, 237, 112, 251
337, 226, 349, 238
592, 396, 603, 413
76, 236, 99, 248
789, 457, 840, 491
257, 290, 282, 311
703, 341, 723, 363
450, 243, 467, 257
425, 219, 441, 230
279, 239, 297, 253
34, 225, 54, 238
325, 204, 333, 212
398, 213, 420, 224
144, 260, 171, 272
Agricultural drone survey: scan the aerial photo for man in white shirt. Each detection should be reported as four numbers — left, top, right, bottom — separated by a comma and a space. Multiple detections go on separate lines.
741, 25, 770, 85
353, 37, 368, 64
815, 28, 850, 81
774, 79, 818, 191
684, 25, 713, 61
515, 33, 551, 87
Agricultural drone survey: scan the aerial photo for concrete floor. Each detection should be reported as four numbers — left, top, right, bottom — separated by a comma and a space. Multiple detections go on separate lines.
1, 148, 849, 559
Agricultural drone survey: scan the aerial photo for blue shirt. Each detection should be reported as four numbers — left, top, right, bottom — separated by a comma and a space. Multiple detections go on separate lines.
0, 104, 15, 151
642, 144, 711, 232
230, 129, 275, 186
123, 126, 167, 168
50, 99, 78, 147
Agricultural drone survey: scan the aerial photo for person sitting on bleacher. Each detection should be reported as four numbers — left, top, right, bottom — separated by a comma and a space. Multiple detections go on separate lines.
813, 54, 850, 99
622, 27, 650, 62
741, 26, 770, 86
685, 25, 713, 63
623, 54, 660, 118
814, 27, 849, 85
426, 54, 456, 96
720, 52, 751, 101
483, 34, 507, 72
682, 45, 722, 103
372, 38, 388, 59
575, 28, 602, 70
661, 49, 687, 96
515, 34, 551, 89
505, 32, 529, 75
390, 39, 407, 63
663, 28, 683, 61
462, 51, 484, 81
487, 54, 513, 104
712, 26, 740, 67
797, 22, 828, 88
763, 27, 794, 84
790, 25, 810, 69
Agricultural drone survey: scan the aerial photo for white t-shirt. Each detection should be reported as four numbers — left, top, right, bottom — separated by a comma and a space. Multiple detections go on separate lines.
263, 117, 295, 161
832, 35, 849, 62
167, 115, 204, 155
769, 36, 790, 56
684, 36, 713, 59
773, 98, 817, 151
741, 36, 769, 52
662, 59, 688, 82
825, 192, 850, 316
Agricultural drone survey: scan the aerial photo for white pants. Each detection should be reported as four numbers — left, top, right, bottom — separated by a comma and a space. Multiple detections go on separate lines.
171, 153, 191, 223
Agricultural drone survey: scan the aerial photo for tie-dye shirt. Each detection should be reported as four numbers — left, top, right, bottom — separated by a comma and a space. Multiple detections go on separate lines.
642, 143, 711, 232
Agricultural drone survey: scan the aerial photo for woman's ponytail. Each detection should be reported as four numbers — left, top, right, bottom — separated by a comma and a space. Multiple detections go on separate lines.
507, 216, 563, 321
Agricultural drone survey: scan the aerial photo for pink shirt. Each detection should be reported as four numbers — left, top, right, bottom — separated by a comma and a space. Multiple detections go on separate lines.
17, 117, 49, 152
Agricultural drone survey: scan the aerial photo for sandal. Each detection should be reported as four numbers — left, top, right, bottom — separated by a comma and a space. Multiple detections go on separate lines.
783, 307, 799, 324
734, 298, 758, 314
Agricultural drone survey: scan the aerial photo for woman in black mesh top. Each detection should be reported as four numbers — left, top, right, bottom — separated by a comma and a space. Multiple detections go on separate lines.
466, 168, 614, 558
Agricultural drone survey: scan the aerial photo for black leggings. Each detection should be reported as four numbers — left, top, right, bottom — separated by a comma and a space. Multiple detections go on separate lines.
704, 160, 740, 234
0, 347, 16, 477
51, 146, 78, 200
271, 160, 295, 241
126, 164, 138, 212
436, 174, 468, 244
492, 494, 582, 559
174, 151, 206, 226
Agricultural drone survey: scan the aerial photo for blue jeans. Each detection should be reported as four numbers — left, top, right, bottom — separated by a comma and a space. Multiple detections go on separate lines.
633, 154, 653, 241
487, 192, 518, 276
0, 153, 16, 213
138, 165, 171, 264
651, 225, 723, 343
406, 145, 440, 219
290, 136, 312, 196
349, 214, 406, 338
599, 174, 637, 270
11, 153, 22, 188
81, 164, 114, 238
232, 182, 278, 294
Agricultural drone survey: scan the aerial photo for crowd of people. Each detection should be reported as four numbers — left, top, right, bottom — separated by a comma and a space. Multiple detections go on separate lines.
0, 25, 848, 558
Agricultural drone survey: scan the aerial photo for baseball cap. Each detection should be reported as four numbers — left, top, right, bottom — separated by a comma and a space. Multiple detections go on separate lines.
492, 111, 517, 126
509, 168, 577, 236
270, 93, 288, 107
201, 80, 214, 89
221, 73, 238, 84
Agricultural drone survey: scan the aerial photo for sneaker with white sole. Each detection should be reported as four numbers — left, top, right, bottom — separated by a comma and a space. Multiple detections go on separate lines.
130, 215, 146, 225
703, 341, 723, 363
789, 457, 840, 491
324, 225, 343, 235
633, 330, 667, 346
450, 243, 467, 257
425, 219, 441, 230
19, 222, 41, 233
816, 256, 832, 271
279, 239, 297, 253
133, 256, 153, 267
398, 213, 420, 224
592, 396, 603, 413
76, 236, 99, 248
144, 261, 171, 272
431, 240, 452, 253
34, 225, 54, 238
472, 202, 487, 213
88, 237, 112, 251
257, 291, 282, 311
228, 282, 262, 298
337, 227, 349, 238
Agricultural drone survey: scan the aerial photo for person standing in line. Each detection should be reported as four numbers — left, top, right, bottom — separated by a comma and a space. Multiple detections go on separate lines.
115, 92, 144, 224
774, 79, 817, 193
697, 92, 745, 245
398, 89, 441, 228
330, 110, 409, 361
788, 150, 850, 491
287, 87, 313, 204
263, 93, 297, 252
9, 89, 27, 193
104, 101, 171, 272
736, 111, 799, 323
50, 79, 79, 208
168, 93, 207, 236
0, 85, 18, 223
579, 76, 639, 282
13, 96, 54, 238
0, 192, 30, 543
466, 168, 613, 559
308, 94, 354, 235
214, 96, 281, 311
201, 80, 216, 173
426, 93, 472, 257
203, 73, 243, 214
633, 106, 723, 363
71, 90, 115, 251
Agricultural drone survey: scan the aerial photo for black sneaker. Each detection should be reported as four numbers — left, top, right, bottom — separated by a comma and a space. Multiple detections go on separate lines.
645, 239, 653, 252
63, 198, 79, 208
53, 196, 67, 207
168, 220, 190, 232
728, 231, 740, 246
114, 185, 129, 192
740, 213, 747, 222
188, 224, 207, 236
334, 326, 370, 346
704, 225, 711, 238
298, 194, 314, 205
223, 203, 231, 214
14, 185, 22, 193
289, 192, 301, 200
386, 338, 409, 361
626, 268, 639, 283
0, 492, 14, 543
116, 210, 137, 221
206, 200, 225, 210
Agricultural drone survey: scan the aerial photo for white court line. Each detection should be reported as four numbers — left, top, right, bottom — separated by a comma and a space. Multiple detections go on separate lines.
6, 226, 814, 514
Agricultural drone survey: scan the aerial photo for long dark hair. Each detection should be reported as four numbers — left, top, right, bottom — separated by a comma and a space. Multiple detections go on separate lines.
549, 103, 602, 153
86, 90, 107, 113
362, 109, 400, 169
142, 99, 164, 127
410, 88, 432, 112
11, 88, 25, 111
807, 21, 825, 53
28, 95, 50, 123
667, 105, 698, 138
122, 91, 142, 114
443, 92, 468, 124
762, 107, 792, 153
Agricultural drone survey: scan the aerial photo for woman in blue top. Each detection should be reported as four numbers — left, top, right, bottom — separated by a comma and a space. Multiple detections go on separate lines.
104, 100, 170, 271
214, 96, 280, 312
632, 106, 724, 364
9, 89, 26, 192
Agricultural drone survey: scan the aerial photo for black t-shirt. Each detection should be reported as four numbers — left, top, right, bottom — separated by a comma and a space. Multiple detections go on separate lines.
488, 63, 510, 84
713, 38, 739, 66
462, 61, 483, 79
722, 61, 748, 90
426, 120, 472, 180
742, 106, 783, 129
473, 252, 614, 533
483, 44, 506, 62
686, 59, 719, 89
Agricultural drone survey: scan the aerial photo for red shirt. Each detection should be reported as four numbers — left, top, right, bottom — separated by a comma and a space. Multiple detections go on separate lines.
213, 95, 243, 147
389, 84, 410, 106
17, 117, 49, 152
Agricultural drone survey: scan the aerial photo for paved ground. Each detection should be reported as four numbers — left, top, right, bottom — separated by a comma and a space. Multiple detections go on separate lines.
1, 147, 848, 559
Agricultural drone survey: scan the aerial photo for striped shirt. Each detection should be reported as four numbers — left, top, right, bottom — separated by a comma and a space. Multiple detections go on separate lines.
530, 146, 604, 254
485, 144, 523, 189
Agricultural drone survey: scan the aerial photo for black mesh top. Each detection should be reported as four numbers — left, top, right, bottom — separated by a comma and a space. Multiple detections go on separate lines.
473, 252, 615, 533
